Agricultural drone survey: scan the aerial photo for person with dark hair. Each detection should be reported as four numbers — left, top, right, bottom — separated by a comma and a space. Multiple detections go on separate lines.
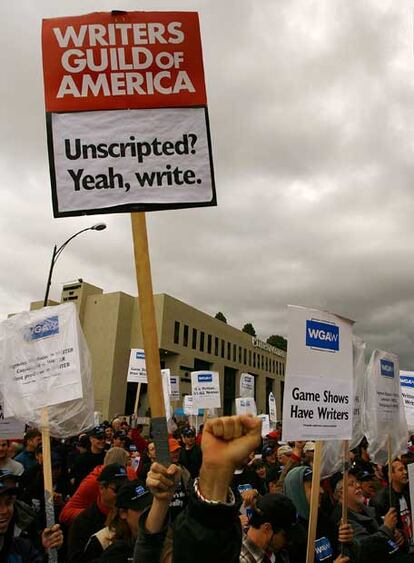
178, 428, 202, 479
97, 480, 153, 561
72, 426, 106, 491
15, 430, 41, 473
67, 463, 128, 563
240, 493, 299, 562
0, 470, 63, 561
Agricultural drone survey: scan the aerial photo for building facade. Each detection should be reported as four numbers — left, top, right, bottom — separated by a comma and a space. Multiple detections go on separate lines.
31, 280, 286, 420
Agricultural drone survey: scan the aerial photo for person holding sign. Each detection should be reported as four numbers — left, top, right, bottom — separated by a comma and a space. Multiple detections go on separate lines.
284, 466, 353, 563
332, 472, 412, 562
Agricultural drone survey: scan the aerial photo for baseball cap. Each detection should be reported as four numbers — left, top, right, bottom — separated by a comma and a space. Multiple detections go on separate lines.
182, 428, 196, 438
168, 438, 181, 452
303, 441, 315, 453
116, 481, 153, 511
114, 431, 127, 440
0, 470, 19, 496
254, 493, 298, 534
303, 467, 313, 481
97, 463, 128, 484
88, 425, 106, 438
277, 445, 293, 456
77, 434, 90, 448
262, 446, 274, 457
356, 470, 375, 482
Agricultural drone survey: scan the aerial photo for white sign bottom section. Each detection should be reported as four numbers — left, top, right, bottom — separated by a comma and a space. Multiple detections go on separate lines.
283, 375, 353, 441
235, 398, 257, 416
51, 107, 214, 214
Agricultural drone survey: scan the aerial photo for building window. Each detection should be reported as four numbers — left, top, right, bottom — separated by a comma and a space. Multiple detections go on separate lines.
239, 347, 242, 363
183, 325, 189, 347
249, 350, 252, 366
253, 352, 256, 368
227, 342, 231, 360
207, 334, 212, 354
266, 357, 268, 371
261, 356, 264, 370
243, 348, 247, 365
221, 339, 225, 358
192, 328, 197, 350
215, 337, 219, 356
200, 331, 205, 352
233, 344, 236, 362
173, 321, 180, 344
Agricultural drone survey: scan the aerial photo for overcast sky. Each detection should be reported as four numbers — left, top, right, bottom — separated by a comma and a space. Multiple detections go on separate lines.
2, 0, 414, 368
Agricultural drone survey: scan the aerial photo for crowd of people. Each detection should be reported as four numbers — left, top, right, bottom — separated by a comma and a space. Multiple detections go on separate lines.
1, 414, 414, 562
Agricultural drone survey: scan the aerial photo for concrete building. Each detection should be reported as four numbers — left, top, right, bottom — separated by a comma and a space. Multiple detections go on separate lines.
30, 280, 286, 420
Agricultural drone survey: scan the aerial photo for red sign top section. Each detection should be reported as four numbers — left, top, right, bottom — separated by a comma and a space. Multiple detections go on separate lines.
42, 11, 207, 112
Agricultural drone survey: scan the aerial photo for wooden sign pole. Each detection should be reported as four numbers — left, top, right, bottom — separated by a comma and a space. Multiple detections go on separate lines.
306, 440, 323, 563
342, 440, 349, 524
388, 434, 393, 507
41, 409, 58, 563
133, 383, 142, 416
130, 212, 170, 466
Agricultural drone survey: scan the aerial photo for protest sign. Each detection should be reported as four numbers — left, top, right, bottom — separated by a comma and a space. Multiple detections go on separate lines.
258, 414, 270, 437
0, 303, 84, 414
183, 395, 198, 416
268, 392, 277, 424
169, 374, 180, 401
282, 305, 354, 441
235, 397, 257, 416
191, 370, 221, 409
0, 397, 25, 440
240, 372, 255, 398
127, 348, 147, 383
400, 370, 414, 432
364, 350, 408, 464
42, 11, 216, 217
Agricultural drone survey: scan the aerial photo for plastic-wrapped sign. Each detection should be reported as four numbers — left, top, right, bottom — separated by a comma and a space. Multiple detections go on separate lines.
127, 349, 147, 383
321, 336, 366, 478
268, 392, 277, 424
400, 371, 414, 432
0, 303, 93, 437
364, 350, 408, 464
240, 373, 255, 398
183, 395, 198, 416
191, 371, 221, 408
258, 414, 270, 437
235, 397, 257, 416
170, 375, 180, 401
282, 305, 354, 441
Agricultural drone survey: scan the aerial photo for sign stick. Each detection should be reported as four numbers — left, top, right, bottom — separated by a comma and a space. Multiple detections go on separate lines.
131, 212, 169, 466
306, 440, 323, 563
388, 434, 393, 507
133, 383, 142, 415
41, 408, 58, 563
342, 440, 349, 524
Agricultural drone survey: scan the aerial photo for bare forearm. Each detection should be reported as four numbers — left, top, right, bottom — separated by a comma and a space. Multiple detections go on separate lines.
145, 498, 170, 534
199, 464, 233, 503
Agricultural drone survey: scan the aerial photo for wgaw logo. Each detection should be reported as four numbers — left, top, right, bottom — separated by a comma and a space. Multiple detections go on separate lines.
380, 359, 394, 378
306, 320, 339, 352
198, 373, 213, 383
25, 316, 59, 341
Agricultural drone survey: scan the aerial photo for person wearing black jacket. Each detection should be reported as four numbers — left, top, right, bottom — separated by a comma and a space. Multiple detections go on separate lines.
332, 473, 412, 562
371, 459, 414, 551
178, 428, 202, 479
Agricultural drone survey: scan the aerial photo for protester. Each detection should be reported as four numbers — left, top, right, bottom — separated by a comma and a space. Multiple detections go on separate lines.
303, 441, 315, 467
371, 459, 414, 551
0, 438, 24, 476
178, 428, 202, 479
277, 444, 293, 467
72, 425, 107, 491
67, 463, 128, 563
284, 466, 353, 562
0, 470, 63, 560
15, 430, 42, 473
60, 447, 135, 527
332, 472, 412, 562
173, 414, 262, 563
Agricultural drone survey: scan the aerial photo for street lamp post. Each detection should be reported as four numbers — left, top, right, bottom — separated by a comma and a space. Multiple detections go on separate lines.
43, 223, 107, 307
